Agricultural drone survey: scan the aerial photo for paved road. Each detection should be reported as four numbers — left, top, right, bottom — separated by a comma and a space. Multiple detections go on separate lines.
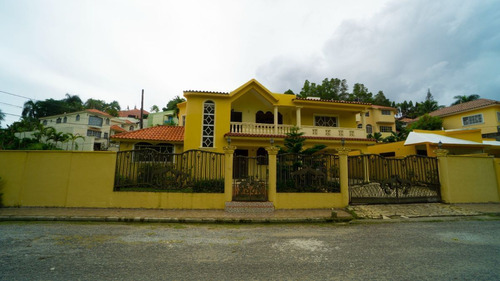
1, 220, 499, 280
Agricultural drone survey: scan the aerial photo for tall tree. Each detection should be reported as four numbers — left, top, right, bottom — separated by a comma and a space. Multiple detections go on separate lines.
63, 93, 84, 111
0, 108, 5, 127
416, 89, 441, 116
451, 94, 480, 105
349, 83, 373, 103
163, 96, 186, 118
373, 91, 391, 106
22, 100, 40, 119
150, 105, 160, 113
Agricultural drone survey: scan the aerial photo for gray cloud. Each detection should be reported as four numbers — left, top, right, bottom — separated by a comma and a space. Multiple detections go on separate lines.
256, 0, 500, 105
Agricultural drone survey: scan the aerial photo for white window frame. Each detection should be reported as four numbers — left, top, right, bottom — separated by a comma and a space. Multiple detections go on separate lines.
380, 125, 393, 133
313, 114, 339, 127
462, 113, 484, 126
201, 100, 215, 148
381, 110, 392, 116
366, 124, 373, 134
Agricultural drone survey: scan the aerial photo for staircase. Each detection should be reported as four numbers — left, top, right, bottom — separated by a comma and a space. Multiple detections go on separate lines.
225, 201, 275, 213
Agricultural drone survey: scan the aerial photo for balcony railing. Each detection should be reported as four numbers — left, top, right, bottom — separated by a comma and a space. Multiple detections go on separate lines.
229, 122, 366, 138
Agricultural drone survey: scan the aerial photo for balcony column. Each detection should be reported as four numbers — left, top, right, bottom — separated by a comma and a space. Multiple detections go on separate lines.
296, 107, 302, 128
274, 106, 278, 134
360, 111, 366, 130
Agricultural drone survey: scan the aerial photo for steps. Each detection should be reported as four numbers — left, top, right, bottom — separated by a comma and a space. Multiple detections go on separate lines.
225, 201, 275, 213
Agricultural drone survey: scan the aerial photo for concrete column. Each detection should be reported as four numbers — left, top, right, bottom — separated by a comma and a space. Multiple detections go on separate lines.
360, 111, 366, 129
274, 106, 278, 134
223, 145, 236, 202
266, 146, 280, 206
336, 147, 351, 207
435, 148, 450, 203
363, 155, 370, 183
296, 107, 302, 128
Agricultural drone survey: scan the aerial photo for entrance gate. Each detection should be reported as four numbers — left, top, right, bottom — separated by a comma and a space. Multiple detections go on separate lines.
232, 154, 268, 201
348, 155, 440, 204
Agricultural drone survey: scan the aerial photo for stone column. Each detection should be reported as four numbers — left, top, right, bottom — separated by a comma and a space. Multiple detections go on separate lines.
435, 148, 450, 203
360, 111, 366, 130
336, 146, 351, 207
274, 106, 279, 134
363, 155, 370, 183
223, 145, 236, 202
266, 146, 280, 205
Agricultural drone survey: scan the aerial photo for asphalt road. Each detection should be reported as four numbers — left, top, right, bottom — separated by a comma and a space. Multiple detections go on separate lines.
1, 220, 499, 280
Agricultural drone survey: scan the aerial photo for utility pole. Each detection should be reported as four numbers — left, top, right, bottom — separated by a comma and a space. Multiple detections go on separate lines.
140, 89, 144, 129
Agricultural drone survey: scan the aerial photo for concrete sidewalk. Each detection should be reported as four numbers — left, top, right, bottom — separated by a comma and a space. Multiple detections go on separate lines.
0, 203, 499, 223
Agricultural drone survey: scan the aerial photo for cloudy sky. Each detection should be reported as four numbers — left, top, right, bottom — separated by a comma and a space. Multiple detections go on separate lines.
1, 0, 499, 127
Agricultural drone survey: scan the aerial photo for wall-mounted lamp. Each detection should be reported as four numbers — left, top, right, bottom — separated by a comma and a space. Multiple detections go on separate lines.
341, 138, 345, 147
270, 138, 274, 145
438, 140, 442, 149
226, 136, 231, 145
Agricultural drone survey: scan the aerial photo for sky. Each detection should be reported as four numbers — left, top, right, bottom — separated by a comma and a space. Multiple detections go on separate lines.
1, 0, 499, 127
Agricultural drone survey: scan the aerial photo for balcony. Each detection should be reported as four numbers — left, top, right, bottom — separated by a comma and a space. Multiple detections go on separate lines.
229, 122, 366, 139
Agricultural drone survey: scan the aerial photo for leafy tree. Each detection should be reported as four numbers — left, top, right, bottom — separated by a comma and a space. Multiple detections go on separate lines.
63, 94, 84, 111
284, 89, 295, 95
22, 100, 40, 119
163, 96, 186, 118
0, 109, 4, 127
451, 94, 480, 105
373, 91, 392, 107
408, 114, 443, 131
367, 132, 383, 143
150, 105, 160, 113
349, 83, 373, 103
382, 131, 408, 143
65, 133, 85, 150
416, 89, 442, 116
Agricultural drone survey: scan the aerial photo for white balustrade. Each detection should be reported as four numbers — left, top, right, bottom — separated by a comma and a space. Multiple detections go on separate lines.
230, 122, 365, 138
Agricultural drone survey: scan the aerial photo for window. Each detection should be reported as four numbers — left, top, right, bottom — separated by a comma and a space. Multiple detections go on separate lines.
42, 120, 48, 126
380, 126, 392, 132
182, 115, 186, 127
256, 147, 269, 165
366, 124, 373, 134
357, 124, 362, 129
88, 115, 103, 127
76, 114, 80, 121
134, 142, 174, 162
497, 112, 500, 122
314, 116, 338, 127
365, 112, 370, 117
462, 114, 483, 126
103, 132, 109, 139
63, 117, 67, 123
202, 101, 215, 147
381, 110, 392, 115
56, 117, 62, 124
87, 130, 102, 138
129, 126, 134, 131
105, 118, 110, 125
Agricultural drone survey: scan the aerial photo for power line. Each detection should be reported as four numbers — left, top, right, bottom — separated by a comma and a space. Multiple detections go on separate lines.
0, 90, 34, 100
0, 101, 23, 108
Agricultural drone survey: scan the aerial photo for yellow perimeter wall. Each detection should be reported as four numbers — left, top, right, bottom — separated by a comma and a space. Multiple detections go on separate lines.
439, 155, 500, 203
0, 151, 224, 209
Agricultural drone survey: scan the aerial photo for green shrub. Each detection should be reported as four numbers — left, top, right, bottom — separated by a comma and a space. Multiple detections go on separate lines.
192, 179, 224, 193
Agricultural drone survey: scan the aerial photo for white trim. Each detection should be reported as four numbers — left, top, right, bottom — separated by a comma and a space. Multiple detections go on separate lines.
200, 100, 216, 148
313, 113, 340, 127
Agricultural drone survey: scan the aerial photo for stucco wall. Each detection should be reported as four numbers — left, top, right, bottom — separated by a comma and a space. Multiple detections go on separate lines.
0, 151, 225, 209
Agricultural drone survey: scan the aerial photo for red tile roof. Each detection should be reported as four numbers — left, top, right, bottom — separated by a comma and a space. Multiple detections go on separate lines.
111, 126, 184, 142
85, 109, 113, 117
224, 132, 375, 142
372, 105, 397, 111
293, 98, 372, 105
184, 90, 230, 95
110, 125, 127, 133
118, 108, 150, 118
429, 99, 499, 117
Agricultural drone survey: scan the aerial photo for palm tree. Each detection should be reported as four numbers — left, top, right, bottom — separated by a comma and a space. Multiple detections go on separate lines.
451, 94, 480, 105
150, 105, 160, 113
48, 131, 69, 149
0, 108, 5, 127
63, 93, 84, 111
22, 100, 40, 119
66, 133, 85, 150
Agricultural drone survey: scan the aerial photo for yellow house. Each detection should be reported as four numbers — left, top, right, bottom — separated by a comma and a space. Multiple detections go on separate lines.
429, 99, 500, 140
176, 79, 375, 155
356, 105, 397, 138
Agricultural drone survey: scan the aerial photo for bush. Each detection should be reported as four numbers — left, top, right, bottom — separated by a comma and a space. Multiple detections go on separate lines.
192, 179, 224, 193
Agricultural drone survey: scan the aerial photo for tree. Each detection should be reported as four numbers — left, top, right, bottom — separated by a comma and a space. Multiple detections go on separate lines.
451, 94, 480, 105
284, 89, 295, 95
66, 133, 85, 150
367, 132, 383, 143
280, 126, 326, 155
0, 109, 5, 127
163, 96, 186, 118
373, 91, 392, 107
416, 89, 441, 116
349, 83, 373, 103
63, 93, 84, 111
382, 131, 408, 143
150, 105, 160, 113
22, 100, 40, 119
408, 114, 443, 131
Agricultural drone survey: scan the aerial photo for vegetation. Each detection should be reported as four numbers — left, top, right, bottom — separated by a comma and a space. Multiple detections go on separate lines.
162, 95, 186, 118
279, 126, 326, 155
451, 94, 480, 105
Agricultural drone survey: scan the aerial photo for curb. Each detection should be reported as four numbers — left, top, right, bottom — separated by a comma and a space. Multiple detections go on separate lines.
0, 215, 353, 224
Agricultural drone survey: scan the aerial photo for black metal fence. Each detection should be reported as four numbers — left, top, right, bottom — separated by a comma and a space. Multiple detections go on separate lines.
114, 149, 224, 193
348, 154, 440, 203
277, 153, 340, 193
232, 155, 268, 201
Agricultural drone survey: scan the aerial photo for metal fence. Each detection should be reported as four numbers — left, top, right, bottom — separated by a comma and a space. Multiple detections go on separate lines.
114, 149, 224, 193
232, 155, 268, 201
348, 154, 440, 203
277, 153, 340, 193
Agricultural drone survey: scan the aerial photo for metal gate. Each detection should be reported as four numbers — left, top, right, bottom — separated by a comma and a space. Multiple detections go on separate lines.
348, 154, 440, 204
232, 155, 268, 201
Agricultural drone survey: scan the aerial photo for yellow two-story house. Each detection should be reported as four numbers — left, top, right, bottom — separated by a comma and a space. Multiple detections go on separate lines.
428, 99, 500, 140
356, 105, 397, 138
176, 79, 375, 156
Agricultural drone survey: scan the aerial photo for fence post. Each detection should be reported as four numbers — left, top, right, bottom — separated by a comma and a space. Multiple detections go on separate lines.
223, 145, 236, 202
435, 149, 450, 203
266, 146, 280, 205
363, 155, 370, 183
337, 147, 351, 207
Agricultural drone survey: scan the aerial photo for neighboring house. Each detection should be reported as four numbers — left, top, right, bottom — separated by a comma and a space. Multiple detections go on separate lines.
119, 107, 149, 128
111, 125, 184, 153
367, 129, 500, 157
147, 110, 178, 127
428, 99, 500, 140
112, 79, 376, 154
39, 109, 114, 151
356, 105, 397, 138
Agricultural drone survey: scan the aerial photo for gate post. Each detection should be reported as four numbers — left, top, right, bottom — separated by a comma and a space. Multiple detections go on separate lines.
337, 147, 351, 207
436, 148, 450, 203
223, 145, 236, 202
266, 146, 280, 205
